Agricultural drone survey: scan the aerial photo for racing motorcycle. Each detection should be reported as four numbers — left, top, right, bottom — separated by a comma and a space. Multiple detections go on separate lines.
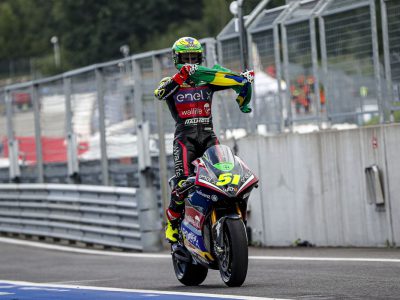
169, 144, 258, 287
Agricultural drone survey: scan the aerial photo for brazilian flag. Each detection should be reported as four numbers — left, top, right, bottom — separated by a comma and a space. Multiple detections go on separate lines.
177, 64, 252, 113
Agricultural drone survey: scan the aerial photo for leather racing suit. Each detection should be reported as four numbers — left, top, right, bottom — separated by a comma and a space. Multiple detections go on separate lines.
155, 76, 229, 219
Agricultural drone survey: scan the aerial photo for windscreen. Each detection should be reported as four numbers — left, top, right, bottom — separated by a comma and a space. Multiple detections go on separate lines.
197, 144, 257, 197
202, 145, 236, 172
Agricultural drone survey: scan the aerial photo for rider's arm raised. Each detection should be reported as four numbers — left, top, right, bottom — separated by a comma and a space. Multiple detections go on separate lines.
154, 76, 179, 100
154, 65, 198, 100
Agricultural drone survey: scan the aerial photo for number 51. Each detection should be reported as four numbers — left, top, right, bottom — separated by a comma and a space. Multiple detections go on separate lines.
216, 173, 240, 186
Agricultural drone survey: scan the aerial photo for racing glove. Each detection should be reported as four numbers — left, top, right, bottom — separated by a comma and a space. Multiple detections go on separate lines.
235, 70, 254, 113
172, 64, 198, 85
240, 70, 255, 84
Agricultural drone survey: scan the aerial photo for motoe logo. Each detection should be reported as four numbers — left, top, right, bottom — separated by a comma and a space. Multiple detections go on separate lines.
174, 86, 212, 103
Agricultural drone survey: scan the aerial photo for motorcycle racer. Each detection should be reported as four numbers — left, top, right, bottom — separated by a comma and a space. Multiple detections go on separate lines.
154, 36, 254, 243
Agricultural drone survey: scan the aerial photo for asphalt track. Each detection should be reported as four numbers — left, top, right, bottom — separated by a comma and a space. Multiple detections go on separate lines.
0, 238, 400, 299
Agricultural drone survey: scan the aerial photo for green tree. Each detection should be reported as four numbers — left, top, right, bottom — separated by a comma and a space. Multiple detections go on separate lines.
0, 0, 287, 76
0, 0, 54, 58
52, 0, 203, 67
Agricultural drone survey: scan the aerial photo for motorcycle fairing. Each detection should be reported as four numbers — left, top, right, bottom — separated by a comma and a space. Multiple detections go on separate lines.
180, 145, 258, 269
182, 190, 214, 263
194, 145, 259, 197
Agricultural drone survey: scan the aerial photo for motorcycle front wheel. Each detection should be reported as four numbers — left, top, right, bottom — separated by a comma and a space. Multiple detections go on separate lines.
218, 218, 248, 287
172, 252, 208, 286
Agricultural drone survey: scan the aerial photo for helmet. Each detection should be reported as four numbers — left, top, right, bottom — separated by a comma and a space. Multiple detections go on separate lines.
172, 37, 203, 67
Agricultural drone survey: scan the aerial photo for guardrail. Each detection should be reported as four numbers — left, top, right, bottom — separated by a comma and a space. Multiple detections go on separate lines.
0, 183, 146, 250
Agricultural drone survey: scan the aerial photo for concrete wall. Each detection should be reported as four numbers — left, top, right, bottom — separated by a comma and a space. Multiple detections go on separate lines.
225, 124, 400, 247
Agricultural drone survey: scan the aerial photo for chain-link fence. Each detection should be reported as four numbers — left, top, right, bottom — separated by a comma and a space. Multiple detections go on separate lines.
0, 58, 31, 84
319, 0, 382, 125
0, 0, 399, 185
381, 0, 400, 118
248, 5, 288, 133
217, 20, 254, 136
38, 79, 67, 183
281, 0, 325, 126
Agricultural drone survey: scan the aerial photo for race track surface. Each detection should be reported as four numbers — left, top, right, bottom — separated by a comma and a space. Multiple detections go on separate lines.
0, 238, 399, 299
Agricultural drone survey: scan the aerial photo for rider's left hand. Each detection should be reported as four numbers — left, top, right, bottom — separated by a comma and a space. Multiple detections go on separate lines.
240, 70, 255, 83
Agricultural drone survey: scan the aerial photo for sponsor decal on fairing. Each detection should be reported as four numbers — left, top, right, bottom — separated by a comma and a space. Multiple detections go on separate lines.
237, 174, 255, 194
185, 207, 204, 230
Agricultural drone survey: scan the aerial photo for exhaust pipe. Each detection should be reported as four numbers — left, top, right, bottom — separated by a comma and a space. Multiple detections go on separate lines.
172, 244, 191, 263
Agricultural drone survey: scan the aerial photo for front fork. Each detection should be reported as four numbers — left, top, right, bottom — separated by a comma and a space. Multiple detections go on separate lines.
210, 203, 242, 226
211, 203, 243, 255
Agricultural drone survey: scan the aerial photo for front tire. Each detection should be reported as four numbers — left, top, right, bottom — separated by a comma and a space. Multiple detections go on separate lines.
218, 218, 248, 287
172, 253, 208, 286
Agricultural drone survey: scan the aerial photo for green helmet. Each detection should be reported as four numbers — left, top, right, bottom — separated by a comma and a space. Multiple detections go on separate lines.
172, 37, 203, 67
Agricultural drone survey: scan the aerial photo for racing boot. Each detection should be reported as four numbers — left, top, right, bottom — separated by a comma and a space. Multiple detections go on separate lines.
165, 179, 192, 243
165, 208, 181, 243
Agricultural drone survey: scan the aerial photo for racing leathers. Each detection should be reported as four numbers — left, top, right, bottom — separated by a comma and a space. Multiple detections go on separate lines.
155, 76, 227, 221
155, 65, 254, 241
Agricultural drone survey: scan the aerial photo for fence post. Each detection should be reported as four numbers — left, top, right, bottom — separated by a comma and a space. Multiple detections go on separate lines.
273, 23, 284, 132
380, 0, 393, 121
316, 0, 332, 126
132, 58, 162, 252
5, 90, 20, 181
310, 13, 321, 127
318, 10, 329, 124
204, 39, 222, 137
281, 22, 292, 129
31, 83, 44, 183
280, 2, 299, 130
152, 55, 169, 218
64, 76, 79, 182
237, 0, 248, 70
273, 4, 292, 133
370, 0, 384, 123
95, 67, 109, 186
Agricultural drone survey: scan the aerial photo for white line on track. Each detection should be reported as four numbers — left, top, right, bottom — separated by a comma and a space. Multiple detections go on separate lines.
1, 237, 400, 263
0, 280, 287, 300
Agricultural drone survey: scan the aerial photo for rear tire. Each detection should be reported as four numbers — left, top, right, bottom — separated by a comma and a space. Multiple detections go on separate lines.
172, 253, 208, 286
218, 218, 248, 287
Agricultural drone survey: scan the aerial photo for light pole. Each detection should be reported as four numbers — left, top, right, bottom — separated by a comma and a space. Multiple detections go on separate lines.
230, 0, 248, 70
50, 36, 60, 68
119, 45, 131, 77
120, 45, 130, 58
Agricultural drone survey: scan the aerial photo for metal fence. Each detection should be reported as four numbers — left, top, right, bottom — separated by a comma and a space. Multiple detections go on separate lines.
0, 0, 399, 186
281, 0, 325, 126
381, 0, 400, 119
217, 0, 398, 132
248, 5, 289, 132
319, 0, 382, 125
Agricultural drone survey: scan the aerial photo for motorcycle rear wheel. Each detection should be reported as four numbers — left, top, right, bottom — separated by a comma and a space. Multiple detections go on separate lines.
172, 252, 208, 286
218, 218, 248, 287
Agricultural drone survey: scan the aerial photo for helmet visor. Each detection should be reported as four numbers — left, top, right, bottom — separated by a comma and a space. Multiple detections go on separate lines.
178, 52, 202, 65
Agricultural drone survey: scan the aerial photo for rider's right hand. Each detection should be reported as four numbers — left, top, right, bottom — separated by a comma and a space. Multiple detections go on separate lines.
172, 64, 198, 85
